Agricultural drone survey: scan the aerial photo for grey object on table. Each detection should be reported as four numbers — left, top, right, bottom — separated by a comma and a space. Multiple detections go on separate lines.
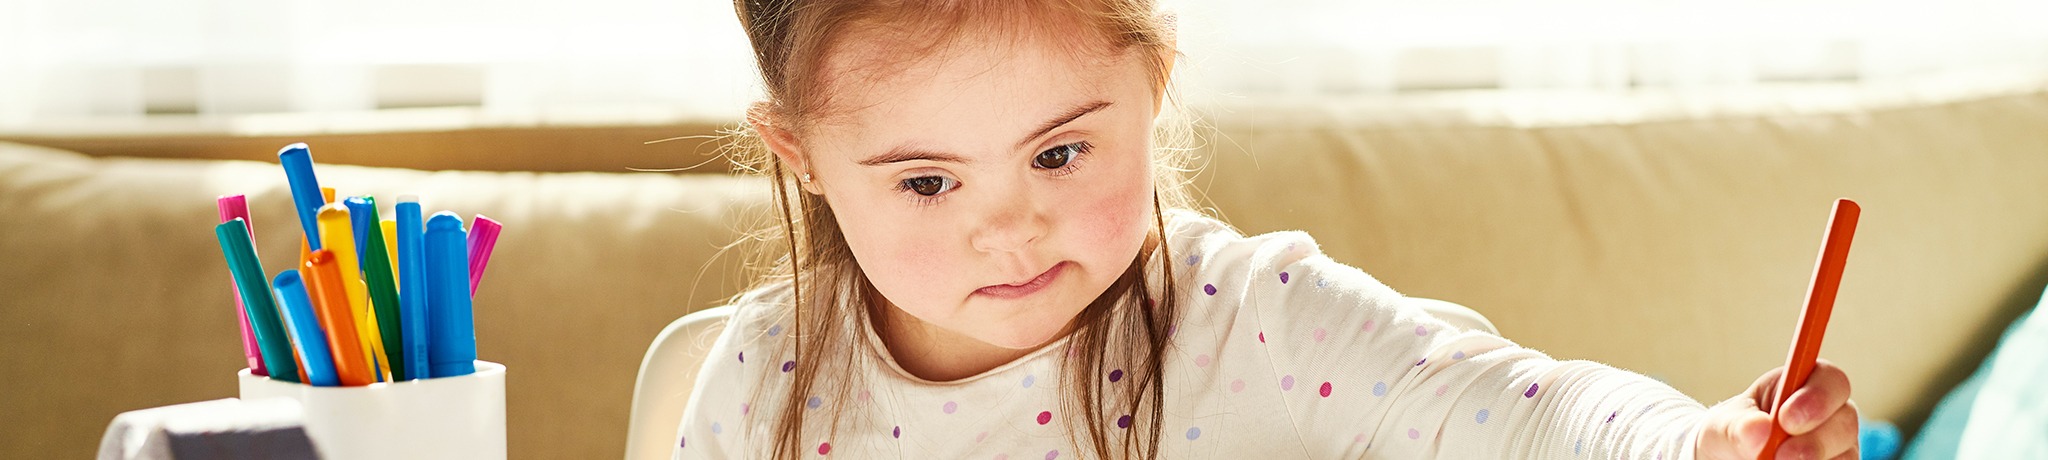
98, 397, 320, 460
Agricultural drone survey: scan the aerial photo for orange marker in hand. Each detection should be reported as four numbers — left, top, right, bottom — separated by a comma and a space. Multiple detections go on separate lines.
305, 249, 376, 386
1761, 198, 1859, 459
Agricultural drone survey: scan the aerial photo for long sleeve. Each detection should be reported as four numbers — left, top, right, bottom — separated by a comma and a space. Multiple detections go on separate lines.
1176, 216, 1708, 459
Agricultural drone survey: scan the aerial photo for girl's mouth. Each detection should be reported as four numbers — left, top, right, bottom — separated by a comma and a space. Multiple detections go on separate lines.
974, 262, 1067, 299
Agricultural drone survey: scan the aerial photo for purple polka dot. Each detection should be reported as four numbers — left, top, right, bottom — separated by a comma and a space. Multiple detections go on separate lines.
1186, 427, 1202, 440
711, 422, 723, 434
1316, 278, 1330, 288
1279, 272, 1290, 284
1117, 415, 1132, 428
1414, 326, 1429, 336
1203, 284, 1217, 296
1021, 374, 1036, 388
1407, 428, 1420, 439
1108, 369, 1124, 383
1319, 382, 1333, 397
1230, 379, 1246, 393
1372, 381, 1388, 396
1524, 383, 1540, 398
737, 352, 744, 363
781, 361, 795, 373
1606, 411, 1617, 423
1194, 354, 1212, 367
1045, 450, 1059, 460
768, 324, 782, 336
1452, 351, 1466, 360
1476, 409, 1490, 424
818, 442, 830, 455
679, 436, 686, 448
806, 396, 822, 409
1186, 254, 1200, 266
1037, 411, 1053, 425
1415, 358, 1427, 367
943, 401, 958, 414
892, 426, 900, 438
1281, 375, 1295, 390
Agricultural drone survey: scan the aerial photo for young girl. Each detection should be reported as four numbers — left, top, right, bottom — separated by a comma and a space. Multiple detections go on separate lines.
678, 0, 1859, 458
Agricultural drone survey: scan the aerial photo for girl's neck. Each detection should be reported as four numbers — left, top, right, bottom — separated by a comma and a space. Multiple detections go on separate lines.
869, 295, 1073, 382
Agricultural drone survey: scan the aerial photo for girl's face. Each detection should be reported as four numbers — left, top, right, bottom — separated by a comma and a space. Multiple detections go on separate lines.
792, 34, 1160, 351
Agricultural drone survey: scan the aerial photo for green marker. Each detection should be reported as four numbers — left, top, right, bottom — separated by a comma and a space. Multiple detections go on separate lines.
216, 219, 300, 383
345, 196, 408, 381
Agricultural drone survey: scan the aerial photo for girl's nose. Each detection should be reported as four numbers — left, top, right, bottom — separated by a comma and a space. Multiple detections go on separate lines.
970, 201, 1047, 255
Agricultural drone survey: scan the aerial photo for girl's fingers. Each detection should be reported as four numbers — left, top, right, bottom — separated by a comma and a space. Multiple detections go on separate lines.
1776, 402, 1860, 460
1777, 360, 1853, 435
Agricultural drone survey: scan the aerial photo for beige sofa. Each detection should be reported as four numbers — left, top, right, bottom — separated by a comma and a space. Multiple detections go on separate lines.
5, 78, 2046, 459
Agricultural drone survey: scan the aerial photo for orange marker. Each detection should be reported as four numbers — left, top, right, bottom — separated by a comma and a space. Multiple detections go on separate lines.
304, 250, 376, 386
1760, 198, 1859, 459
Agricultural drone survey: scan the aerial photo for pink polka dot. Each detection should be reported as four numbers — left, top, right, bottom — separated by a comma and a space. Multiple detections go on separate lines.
976, 431, 988, 443
1354, 433, 1366, 443
1257, 332, 1265, 343
995, 455, 1009, 460
740, 403, 750, 415
1281, 375, 1296, 390
1319, 382, 1333, 397
1194, 354, 1212, 367
1045, 450, 1060, 460
1230, 379, 1246, 393
943, 401, 958, 414
857, 390, 871, 402
1312, 328, 1328, 342
1362, 320, 1376, 332
1037, 411, 1053, 425
1407, 428, 1420, 439
1414, 326, 1429, 336
818, 442, 831, 455
1435, 384, 1448, 396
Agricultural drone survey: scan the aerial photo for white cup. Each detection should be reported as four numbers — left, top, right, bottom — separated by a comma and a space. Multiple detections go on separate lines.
238, 361, 506, 460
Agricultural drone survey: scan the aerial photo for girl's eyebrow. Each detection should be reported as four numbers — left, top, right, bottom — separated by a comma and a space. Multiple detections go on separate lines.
857, 100, 1113, 167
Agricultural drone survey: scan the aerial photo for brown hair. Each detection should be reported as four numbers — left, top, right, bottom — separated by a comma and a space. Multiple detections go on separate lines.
726, 0, 1192, 458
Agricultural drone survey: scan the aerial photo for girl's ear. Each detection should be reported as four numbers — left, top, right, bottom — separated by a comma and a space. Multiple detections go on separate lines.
748, 103, 825, 195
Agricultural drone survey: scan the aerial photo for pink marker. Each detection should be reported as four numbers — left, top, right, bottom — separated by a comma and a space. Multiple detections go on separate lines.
467, 215, 502, 297
216, 195, 266, 376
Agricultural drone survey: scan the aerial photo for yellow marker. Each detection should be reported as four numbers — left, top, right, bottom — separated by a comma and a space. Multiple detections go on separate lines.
317, 204, 392, 381
381, 219, 399, 289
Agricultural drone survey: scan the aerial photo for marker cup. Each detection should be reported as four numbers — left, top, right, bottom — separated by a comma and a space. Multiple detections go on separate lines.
237, 360, 506, 460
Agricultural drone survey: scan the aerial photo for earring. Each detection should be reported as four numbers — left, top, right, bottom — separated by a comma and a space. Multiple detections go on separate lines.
800, 172, 813, 183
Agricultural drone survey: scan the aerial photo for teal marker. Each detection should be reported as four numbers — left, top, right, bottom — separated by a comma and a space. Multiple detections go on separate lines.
272, 270, 339, 386
215, 219, 300, 383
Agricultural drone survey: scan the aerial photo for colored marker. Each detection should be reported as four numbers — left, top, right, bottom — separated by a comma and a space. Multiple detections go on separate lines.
297, 188, 335, 264
279, 143, 324, 251
271, 270, 339, 387
1760, 198, 1860, 460
381, 219, 399, 283
468, 215, 502, 297
215, 195, 265, 376
317, 204, 392, 381
304, 250, 376, 386
213, 219, 299, 383
426, 212, 476, 377
396, 197, 432, 380
346, 196, 408, 380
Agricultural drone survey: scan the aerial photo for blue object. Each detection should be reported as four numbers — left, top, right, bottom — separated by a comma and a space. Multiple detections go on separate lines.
396, 198, 431, 380
1903, 287, 2046, 459
1860, 419, 1901, 460
278, 143, 325, 251
271, 270, 339, 387
424, 212, 476, 378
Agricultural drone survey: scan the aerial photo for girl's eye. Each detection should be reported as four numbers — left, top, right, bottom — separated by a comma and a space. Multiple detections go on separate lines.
1034, 142, 1085, 169
901, 175, 957, 197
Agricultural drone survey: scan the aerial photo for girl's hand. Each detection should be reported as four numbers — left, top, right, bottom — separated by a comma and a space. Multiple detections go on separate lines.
1695, 360, 1860, 460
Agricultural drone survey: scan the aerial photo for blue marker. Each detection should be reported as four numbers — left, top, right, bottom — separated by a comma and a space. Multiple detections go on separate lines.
395, 196, 432, 380
279, 143, 325, 250
425, 212, 476, 377
272, 270, 340, 387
